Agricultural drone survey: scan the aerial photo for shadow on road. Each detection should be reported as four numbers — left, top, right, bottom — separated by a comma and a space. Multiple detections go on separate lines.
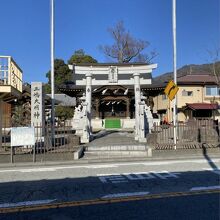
202, 144, 219, 170
0, 169, 219, 220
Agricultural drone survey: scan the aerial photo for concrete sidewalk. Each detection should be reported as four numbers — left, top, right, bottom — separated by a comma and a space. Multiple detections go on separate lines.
0, 147, 219, 169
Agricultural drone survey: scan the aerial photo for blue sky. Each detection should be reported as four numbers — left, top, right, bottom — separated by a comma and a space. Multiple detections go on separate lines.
0, 0, 219, 83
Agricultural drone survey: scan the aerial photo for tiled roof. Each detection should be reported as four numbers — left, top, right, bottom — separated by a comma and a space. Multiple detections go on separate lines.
185, 103, 219, 110
177, 74, 219, 84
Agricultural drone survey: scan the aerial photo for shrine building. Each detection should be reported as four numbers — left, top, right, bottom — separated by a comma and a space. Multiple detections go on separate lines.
60, 63, 157, 133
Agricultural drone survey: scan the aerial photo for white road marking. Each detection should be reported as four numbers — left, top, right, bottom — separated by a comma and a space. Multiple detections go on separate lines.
0, 199, 56, 208
97, 173, 120, 176
0, 158, 219, 173
97, 171, 181, 183
151, 171, 180, 179
194, 159, 220, 164
125, 173, 155, 180
190, 185, 220, 191
98, 174, 127, 183
0, 165, 119, 173
102, 191, 150, 199
20, 168, 57, 173
0, 170, 17, 173
86, 165, 118, 169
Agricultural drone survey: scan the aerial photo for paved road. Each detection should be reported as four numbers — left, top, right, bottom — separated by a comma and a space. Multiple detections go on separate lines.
1, 192, 219, 220
0, 157, 219, 207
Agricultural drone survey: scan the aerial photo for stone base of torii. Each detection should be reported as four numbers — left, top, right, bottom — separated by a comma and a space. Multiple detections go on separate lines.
72, 100, 153, 144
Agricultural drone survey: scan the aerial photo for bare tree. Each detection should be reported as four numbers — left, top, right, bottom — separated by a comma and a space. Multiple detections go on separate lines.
100, 21, 157, 63
207, 47, 220, 86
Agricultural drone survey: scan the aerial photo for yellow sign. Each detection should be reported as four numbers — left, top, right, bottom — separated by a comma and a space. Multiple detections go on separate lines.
164, 80, 179, 101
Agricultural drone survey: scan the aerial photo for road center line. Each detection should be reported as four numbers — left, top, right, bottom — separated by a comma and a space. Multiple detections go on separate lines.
102, 191, 150, 198
190, 186, 220, 191
0, 199, 56, 208
1, 190, 219, 214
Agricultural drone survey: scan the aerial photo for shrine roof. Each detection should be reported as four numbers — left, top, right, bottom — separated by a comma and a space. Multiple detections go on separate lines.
70, 62, 151, 67
58, 81, 165, 96
72, 72, 152, 81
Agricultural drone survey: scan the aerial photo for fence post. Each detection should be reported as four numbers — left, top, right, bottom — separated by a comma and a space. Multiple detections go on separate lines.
35, 123, 38, 162
217, 121, 220, 143
11, 146, 13, 163
33, 144, 36, 162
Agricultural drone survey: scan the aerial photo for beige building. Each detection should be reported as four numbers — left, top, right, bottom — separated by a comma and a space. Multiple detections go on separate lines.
0, 56, 23, 127
153, 74, 220, 122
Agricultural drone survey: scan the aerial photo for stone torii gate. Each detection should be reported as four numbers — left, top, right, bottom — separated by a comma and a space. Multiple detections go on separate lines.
69, 63, 157, 143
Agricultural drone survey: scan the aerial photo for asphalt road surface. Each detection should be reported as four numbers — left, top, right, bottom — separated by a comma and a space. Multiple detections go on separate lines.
0, 157, 219, 219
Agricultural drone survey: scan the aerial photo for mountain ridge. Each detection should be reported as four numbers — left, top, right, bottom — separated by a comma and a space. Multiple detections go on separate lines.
153, 61, 220, 85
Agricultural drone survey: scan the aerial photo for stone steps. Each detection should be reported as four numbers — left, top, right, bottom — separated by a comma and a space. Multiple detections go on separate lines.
83, 144, 152, 159
86, 145, 148, 151
84, 150, 151, 158
82, 131, 152, 160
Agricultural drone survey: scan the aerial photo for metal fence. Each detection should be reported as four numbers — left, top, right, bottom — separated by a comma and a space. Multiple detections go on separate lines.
0, 123, 80, 163
152, 119, 220, 150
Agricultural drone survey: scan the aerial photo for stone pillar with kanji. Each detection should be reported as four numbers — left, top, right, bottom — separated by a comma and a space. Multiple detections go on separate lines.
31, 82, 45, 136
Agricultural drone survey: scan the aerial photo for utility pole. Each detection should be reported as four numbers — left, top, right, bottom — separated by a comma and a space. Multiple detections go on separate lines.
51, 0, 55, 142
172, 0, 177, 149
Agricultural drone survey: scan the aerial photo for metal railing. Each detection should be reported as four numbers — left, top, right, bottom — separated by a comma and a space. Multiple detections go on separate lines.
152, 119, 220, 150
0, 123, 80, 163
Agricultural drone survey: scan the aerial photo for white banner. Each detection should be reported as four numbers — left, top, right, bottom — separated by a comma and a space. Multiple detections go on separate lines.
11, 127, 35, 147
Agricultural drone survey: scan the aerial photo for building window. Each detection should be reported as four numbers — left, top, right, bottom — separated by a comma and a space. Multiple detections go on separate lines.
182, 90, 193, 96
205, 86, 220, 96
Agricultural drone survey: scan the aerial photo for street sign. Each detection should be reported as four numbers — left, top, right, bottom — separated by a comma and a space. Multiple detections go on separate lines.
164, 80, 179, 101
